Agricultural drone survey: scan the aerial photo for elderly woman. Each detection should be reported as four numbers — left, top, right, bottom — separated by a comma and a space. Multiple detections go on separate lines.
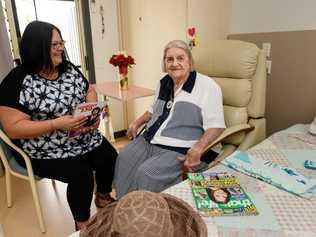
114, 40, 225, 199
0, 21, 117, 230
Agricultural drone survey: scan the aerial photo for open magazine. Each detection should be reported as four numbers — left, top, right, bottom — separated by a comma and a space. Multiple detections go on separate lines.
188, 171, 259, 217
68, 101, 108, 138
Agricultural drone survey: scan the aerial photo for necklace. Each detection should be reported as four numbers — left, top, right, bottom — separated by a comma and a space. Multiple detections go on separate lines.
166, 82, 183, 110
174, 82, 182, 92
174, 84, 183, 96
166, 100, 173, 109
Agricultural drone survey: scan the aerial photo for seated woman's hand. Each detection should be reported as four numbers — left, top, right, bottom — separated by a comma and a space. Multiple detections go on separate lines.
52, 115, 87, 131
179, 144, 203, 172
126, 122, 139, 140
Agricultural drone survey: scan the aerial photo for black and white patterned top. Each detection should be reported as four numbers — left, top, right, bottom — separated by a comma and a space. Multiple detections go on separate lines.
0, 62, 102, 159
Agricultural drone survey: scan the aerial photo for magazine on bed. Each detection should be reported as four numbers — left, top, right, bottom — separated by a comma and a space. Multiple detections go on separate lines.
188, 171, 259, 217
68, 101, 108, 138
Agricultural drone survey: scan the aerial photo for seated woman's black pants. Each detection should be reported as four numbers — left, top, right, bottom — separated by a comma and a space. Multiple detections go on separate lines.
16, 137, 117, 222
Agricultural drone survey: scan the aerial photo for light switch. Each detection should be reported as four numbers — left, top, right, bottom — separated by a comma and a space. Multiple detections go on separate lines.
262, 43, 271, 58
90, 0, 97, 13
266, 60, 272, 75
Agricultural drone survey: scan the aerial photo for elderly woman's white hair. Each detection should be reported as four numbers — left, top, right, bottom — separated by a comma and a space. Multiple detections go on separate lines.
162, 40, 195, 72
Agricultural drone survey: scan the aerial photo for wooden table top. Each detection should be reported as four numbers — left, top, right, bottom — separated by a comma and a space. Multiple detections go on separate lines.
92, 81, 155, 101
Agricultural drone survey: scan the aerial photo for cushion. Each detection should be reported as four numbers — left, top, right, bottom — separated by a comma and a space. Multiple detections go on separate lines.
194, 40, 259, 79
213, 77, 252, 107
223, 106, 248, 127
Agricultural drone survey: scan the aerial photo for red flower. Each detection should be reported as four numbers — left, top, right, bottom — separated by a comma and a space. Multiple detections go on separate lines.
109, 53, 135, 76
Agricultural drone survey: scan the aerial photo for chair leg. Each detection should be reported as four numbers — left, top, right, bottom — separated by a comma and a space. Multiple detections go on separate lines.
108, 117, 115, 142
29, 178, 46, 233
5, 170, 12, 207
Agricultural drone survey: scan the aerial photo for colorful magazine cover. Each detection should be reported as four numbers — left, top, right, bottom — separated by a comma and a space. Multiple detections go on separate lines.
188, 171, 259, 217
68, 101, 108, 138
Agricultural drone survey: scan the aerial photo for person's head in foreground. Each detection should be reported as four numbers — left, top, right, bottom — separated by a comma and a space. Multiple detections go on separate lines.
80, 191, 207, 237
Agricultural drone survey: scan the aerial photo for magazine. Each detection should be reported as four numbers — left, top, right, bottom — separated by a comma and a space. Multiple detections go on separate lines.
68, 101, 109, 138
188, 171, 259, 217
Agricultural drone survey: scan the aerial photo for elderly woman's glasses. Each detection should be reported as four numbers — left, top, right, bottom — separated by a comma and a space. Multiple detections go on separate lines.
51, 40, 66, 49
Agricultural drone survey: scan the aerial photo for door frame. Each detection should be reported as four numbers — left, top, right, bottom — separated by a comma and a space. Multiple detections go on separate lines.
76, 0, 96, 83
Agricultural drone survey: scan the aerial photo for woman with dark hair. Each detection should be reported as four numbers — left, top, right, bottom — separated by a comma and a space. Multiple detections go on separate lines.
0, 21, 117, 230
84, 107, 101, 127
207, 187, 231, 204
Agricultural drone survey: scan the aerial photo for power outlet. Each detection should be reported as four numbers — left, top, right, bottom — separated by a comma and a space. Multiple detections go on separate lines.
262, 43, 271, 58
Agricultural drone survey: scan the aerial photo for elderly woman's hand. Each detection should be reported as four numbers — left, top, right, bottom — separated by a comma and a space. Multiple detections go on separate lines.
178, 144, 203, 172
126, 122, 139, 140
52, 115, 87, 131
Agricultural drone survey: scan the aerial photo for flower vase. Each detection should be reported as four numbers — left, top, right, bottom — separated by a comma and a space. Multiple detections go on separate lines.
119, 74, 128, 90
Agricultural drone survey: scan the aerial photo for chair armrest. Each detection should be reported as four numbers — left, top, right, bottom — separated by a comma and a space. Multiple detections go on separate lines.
201, 123, 254, 170
182, 124, 254, 179
203, 123, 254, 154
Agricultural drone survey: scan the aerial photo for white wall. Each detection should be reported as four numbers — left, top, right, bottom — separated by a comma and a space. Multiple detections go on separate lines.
230, 0, 316, 34
89, 0, 124, 131
188, 0, 231, 63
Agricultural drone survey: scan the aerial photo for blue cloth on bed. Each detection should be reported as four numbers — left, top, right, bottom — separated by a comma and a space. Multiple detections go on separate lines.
221, 151, 316, 199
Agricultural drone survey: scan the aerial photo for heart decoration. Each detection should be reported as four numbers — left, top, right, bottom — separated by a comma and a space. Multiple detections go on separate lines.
187, 27, 196, 37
